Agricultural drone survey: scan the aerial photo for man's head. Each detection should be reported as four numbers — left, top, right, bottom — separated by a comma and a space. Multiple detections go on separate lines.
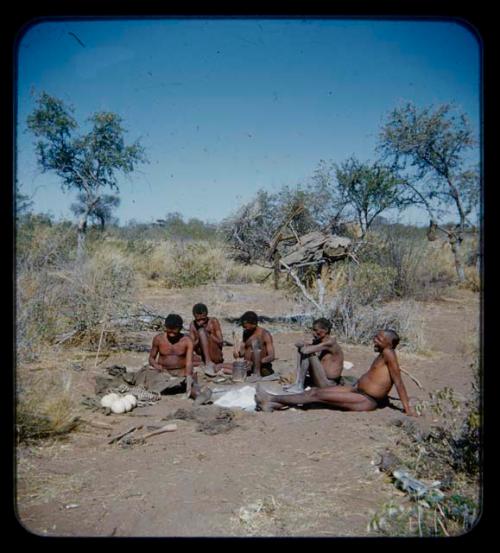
240, 310, 259, 331
164, 313, 184, 341
192, 303, 209, 325
312, 318, 332, 340
373, 329, 400, 352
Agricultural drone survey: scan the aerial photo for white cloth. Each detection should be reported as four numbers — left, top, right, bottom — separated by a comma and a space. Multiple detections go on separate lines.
213, 385, 257, 411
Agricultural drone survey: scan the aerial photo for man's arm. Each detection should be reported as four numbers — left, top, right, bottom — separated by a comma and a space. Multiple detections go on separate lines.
300, 338, 336, 355
189, 322, 199, 346
261, 331, 275, 364
184, 337, 194, 377
208, 318, 224, 346
384, 349, 416, 416
148, 336, 163, 370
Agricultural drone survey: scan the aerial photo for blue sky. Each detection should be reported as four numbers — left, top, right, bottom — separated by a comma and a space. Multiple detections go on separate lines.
15, 17, 481, 226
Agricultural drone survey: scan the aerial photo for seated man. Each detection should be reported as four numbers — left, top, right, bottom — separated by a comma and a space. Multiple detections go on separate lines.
233, 311, 276, 381
255, 329, 416, 416
189, 303, 224, 373
135, 313, 210, 402
284, 317, 344, 393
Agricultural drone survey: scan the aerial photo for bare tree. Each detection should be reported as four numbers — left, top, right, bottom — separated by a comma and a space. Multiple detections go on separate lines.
378, 102, 480, 281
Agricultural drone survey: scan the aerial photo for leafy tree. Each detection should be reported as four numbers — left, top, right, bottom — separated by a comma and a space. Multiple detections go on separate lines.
70, 193, 120, 231
315, 156, 409, 242
378, 102, 479, 281
27, 92, 147, 256
15, 190, 34, 220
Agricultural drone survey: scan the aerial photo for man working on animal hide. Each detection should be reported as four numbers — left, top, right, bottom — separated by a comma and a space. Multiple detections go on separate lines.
134, 313, 210, 402
255, 329, 416, 416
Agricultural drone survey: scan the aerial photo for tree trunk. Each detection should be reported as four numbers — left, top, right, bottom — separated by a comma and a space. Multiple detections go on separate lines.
273, 255, 280, 290
77, 214, 88, 259
449, 234, 466, 282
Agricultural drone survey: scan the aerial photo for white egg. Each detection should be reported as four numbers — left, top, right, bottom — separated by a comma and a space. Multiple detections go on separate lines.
124, 394, 137, 408
110, 399, 127, 414
101, 393, 118, 408
122, 397, 134, 411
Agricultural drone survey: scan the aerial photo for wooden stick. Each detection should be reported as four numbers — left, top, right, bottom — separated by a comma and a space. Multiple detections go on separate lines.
141, 423, 178, 441
80, 418, 114, 431
280, 260, 323, 312
232, 330, 240, 359
400, 367, 424, 389
108, 425, 143, 444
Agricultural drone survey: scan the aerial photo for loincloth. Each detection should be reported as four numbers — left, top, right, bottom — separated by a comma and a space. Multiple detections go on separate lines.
353, 384, 389, 408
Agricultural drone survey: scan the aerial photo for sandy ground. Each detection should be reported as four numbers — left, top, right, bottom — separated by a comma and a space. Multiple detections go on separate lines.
15, 283, 480, 537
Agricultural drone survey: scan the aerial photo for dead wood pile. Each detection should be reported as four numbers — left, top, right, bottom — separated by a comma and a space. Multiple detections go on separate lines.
280, 231, 351, 268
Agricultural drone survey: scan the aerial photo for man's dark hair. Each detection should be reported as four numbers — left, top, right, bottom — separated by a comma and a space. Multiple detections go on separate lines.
313, 317, 332, 333
240, 311, 258, 325
165, 313, 184, 329
193, 303, 208, 315
384, 329, 400, 348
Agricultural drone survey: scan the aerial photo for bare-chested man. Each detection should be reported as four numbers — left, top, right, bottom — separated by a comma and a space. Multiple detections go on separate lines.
135, 313, 210, 402
284, 317, 344, 393
255, 329, 417, 416
233, 311, 275, 382
189, 303, 224, 372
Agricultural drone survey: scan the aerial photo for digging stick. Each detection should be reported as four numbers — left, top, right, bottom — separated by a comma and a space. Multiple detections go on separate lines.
80, 418, 114, 431
141, 423, 178, 441
108, 425, 143, 444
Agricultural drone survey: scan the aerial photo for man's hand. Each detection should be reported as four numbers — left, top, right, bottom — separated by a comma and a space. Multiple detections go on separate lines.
405, 406, 418, 417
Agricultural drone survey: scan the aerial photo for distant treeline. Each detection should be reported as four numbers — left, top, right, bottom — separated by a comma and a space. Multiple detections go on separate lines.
17, 208, 461, 243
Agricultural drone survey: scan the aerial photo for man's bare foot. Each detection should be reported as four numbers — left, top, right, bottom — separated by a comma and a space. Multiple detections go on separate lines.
203, 364, 217, 377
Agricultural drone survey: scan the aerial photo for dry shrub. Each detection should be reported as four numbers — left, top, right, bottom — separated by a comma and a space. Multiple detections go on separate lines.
16, 371, 78, 443
357, 229, 457, 300
220, 260, 270, 284
126, 239, 268, 287
17, 226, 76, 360
327, 291, 425, 352
234, 496, 281, 536
17, 239, 137, 356
56, 248, 137, 346
460, 267, 480, 292
370, 369, 481, 537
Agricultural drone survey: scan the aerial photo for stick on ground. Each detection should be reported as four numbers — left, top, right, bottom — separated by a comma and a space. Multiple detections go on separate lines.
108, 425, 143, 444
141, 423, 178, 441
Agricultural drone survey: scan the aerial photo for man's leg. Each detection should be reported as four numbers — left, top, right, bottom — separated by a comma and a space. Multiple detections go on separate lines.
246, 340, 262, 382
198, 328, 215, 368
252, 339, 262, 376
283, 353, 310, 393
308, 355, 340, 388
255, 383, 377, 412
